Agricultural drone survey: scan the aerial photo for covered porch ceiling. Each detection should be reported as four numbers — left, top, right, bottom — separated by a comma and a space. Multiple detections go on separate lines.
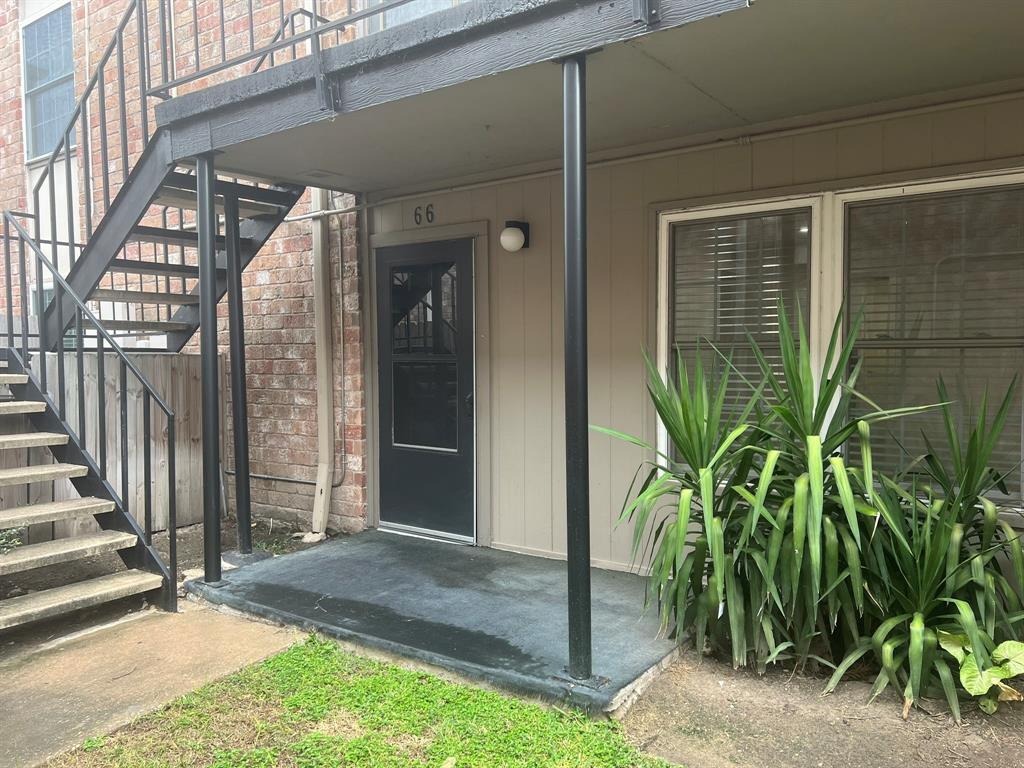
202, 0, 1024, 197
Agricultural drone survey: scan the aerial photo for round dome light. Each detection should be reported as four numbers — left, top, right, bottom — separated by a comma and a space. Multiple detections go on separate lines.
500, 225, 527, 253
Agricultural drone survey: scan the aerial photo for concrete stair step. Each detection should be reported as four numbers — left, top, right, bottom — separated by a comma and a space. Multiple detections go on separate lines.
0, 432, 69, 451
0, 497, 115, 529
0, 374, 28, 385
0, 400, 47, 416
0, 463, 89, 488
0, 530, 138, 576
0, 570, 164, 631
158, 172, 294, 214
128, 224, 226, 249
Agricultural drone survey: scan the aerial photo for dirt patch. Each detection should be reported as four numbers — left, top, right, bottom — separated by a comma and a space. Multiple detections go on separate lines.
387, 730, 434, 762
624, 648, 1024, 768
315, 707, 364, 740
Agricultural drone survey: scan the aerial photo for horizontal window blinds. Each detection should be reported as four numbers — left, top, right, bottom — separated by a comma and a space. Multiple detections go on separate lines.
847, 186, 1024, 498
671, 209, 811, 409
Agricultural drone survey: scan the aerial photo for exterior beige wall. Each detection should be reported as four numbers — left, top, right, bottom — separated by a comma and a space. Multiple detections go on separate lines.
369, 92, 1024, 570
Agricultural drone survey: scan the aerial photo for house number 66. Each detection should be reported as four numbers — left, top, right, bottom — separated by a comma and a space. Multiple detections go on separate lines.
414, 204, 435, 225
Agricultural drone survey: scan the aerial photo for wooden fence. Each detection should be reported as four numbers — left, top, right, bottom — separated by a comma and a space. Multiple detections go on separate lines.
0, 352, 219, 540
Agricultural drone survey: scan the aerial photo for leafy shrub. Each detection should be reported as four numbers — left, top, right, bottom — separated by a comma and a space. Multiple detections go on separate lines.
600, 303, 1024, 720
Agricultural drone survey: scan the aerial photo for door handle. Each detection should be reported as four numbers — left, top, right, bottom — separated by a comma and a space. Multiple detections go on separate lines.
464, 392, 474, 418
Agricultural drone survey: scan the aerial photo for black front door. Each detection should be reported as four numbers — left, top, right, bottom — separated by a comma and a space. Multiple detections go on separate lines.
376, 239, 475, 539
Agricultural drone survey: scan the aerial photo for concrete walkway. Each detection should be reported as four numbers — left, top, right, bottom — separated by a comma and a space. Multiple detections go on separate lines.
0, 603, 300, 768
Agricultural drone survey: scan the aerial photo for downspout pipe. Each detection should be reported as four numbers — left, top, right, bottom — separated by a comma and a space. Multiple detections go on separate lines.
225, 190, 352, 526
310, 187, 337, 535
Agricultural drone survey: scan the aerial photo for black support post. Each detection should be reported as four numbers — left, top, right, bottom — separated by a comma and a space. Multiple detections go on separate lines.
562, 54, 592, 681
224, 192, 253, 554
197, 153, 222, 583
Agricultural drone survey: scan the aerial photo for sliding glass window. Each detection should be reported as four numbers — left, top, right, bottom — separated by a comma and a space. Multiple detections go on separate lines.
846, 186, 1024, 498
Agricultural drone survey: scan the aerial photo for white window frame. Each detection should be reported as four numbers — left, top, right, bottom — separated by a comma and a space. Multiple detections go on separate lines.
363, 0, 462, 35
656, 167, 1024, 475
656, 195, 824, 459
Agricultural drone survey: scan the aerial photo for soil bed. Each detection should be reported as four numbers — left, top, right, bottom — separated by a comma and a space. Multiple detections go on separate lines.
623, 647, 1024, 768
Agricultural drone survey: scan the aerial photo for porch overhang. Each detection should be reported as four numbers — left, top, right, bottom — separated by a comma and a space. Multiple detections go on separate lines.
154, 0, 1024, 198
155, 0, 751, 177
167, 0, 1024, 701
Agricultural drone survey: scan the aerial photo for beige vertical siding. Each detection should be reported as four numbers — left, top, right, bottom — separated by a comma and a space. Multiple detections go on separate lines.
370, 93, 1024, 570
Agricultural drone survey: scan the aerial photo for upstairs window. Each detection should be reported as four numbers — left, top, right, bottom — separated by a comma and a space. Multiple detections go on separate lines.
23, 4, 74, 160
366, 0, 462, 33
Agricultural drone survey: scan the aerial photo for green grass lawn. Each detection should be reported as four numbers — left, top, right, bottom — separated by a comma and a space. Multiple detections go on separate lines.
51, 636, 670, 768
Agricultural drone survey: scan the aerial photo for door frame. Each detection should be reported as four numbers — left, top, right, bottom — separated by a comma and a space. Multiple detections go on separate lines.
365, 220, 492, 546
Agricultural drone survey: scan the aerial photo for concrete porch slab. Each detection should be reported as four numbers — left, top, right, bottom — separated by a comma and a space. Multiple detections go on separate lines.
186, 530, 675, 712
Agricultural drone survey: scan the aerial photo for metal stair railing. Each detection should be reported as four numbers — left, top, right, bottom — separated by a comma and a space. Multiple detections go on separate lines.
26, 1, 423, 343
3, 211, 177, 607
149, 0, 426, 96
29, 0, 150, 278
24, 0, 427, 292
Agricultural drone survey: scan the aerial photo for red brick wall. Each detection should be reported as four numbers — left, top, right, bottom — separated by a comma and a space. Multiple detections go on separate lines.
0, 0, 368, 534
217, 195, 367, 532
0, 1, 28, 320
0, 4, 25, 214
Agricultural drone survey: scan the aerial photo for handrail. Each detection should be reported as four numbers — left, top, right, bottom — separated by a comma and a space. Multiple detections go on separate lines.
28, 0, 149, 277
23, 0, 434, 284
30, 0, 141, 199
4, 209, 178, 606
150, 0, 427, 94
5, 213, 173, 418
2, 0, 465, 609
250, 8, 331, 73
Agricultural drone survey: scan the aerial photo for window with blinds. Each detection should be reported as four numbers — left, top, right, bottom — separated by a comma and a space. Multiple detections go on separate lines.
22, 4, 74, 159
846, 186, 1024, 499
671, 208, 811, 410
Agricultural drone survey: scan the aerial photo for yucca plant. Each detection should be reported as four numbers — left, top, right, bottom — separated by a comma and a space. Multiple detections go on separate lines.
825, 378, 1024, 721
594, 348, 765, 666
713, 302, 935, 669
599, 299, 1024, 720
598, 303, 921, 672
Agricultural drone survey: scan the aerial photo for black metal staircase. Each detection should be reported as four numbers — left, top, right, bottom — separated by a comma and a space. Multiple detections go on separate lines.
1, 0, 424, 630
40, 131, 304, 352
0, 226, 175, 630
21, 0, 319, 354
0, 1, 329, 632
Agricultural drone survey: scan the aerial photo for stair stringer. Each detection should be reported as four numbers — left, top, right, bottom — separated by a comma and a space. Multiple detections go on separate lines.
164, 184, 307, 351
43, 130, 176, 347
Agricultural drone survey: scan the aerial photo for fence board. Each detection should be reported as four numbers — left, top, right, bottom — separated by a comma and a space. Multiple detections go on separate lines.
0, 352, 217, 536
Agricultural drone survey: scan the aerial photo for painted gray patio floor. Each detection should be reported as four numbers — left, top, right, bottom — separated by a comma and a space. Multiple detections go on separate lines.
187, 530, 674, 711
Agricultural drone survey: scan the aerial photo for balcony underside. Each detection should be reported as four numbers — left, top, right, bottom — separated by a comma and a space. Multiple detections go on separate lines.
156, 0, 1024, 198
